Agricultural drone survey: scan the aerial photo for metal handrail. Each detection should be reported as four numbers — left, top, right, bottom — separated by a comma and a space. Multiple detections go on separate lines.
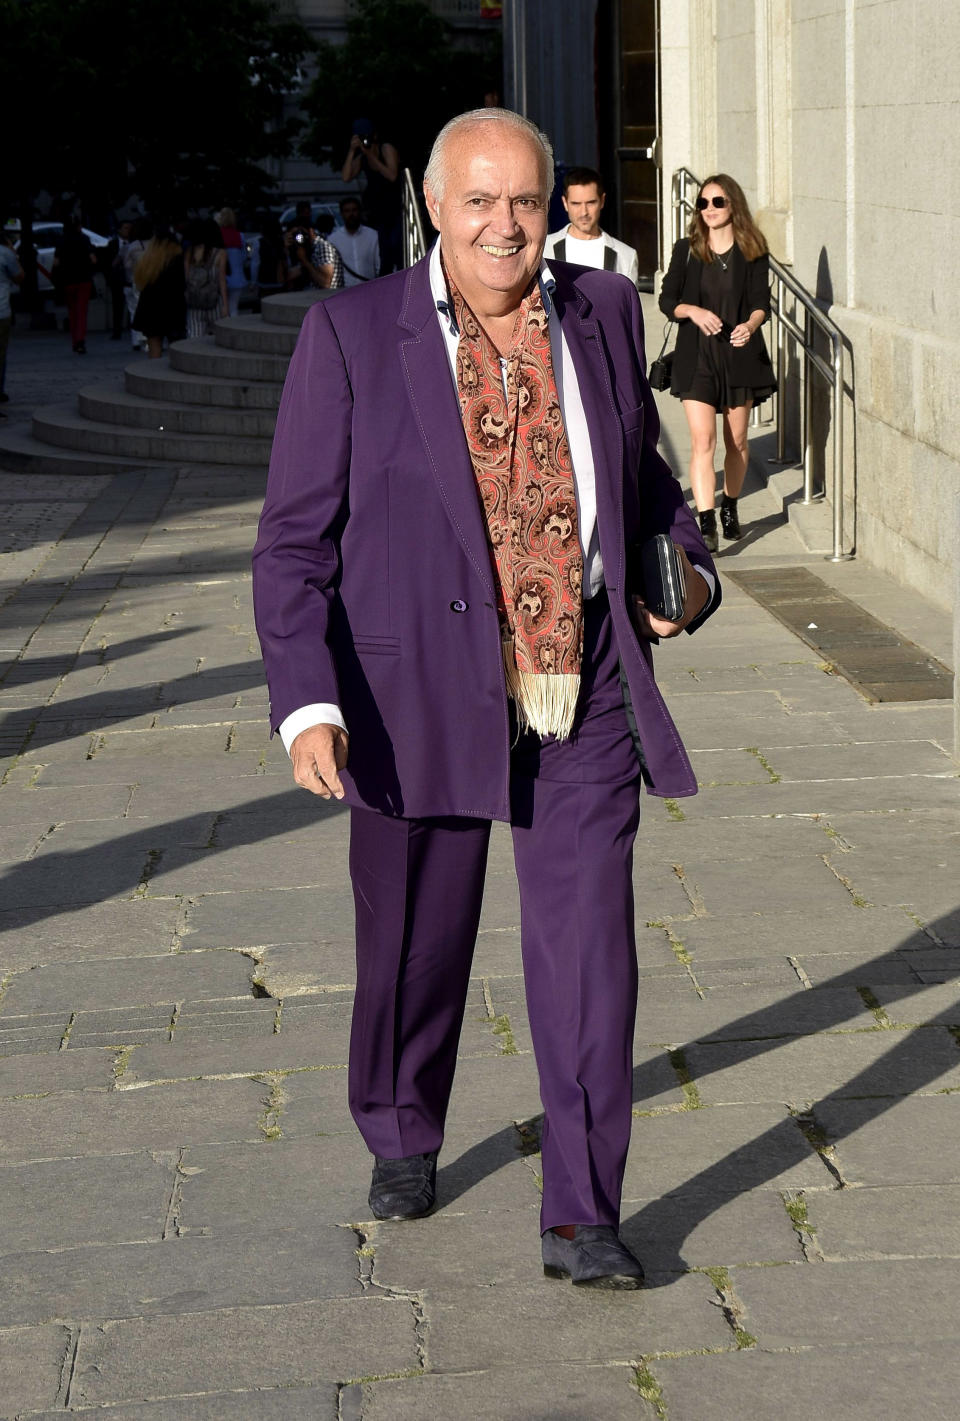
401, 168, 428, 269
671, 167, 853, 561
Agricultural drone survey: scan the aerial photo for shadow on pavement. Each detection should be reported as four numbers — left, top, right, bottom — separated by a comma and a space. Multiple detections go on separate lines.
0, 786, 346, 932
438, 907, 960, 1284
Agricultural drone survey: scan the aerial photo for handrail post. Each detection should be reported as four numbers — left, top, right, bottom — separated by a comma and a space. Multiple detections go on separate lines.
803, 308, 814, 503
828, 335, 851, 560
775, 281, 786, 461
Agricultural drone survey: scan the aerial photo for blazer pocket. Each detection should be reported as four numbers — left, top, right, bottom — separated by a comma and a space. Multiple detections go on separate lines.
353, 634, 401, 656
620, 404, 645, 434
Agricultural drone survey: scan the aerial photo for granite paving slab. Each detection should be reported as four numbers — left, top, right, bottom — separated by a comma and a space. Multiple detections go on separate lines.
733, 1256, 960, 1348
354, 1364, 655, 1421
652, 1342, 960, 1421
69, 1297, 418, 1408
804, 1181, 960, 1259
0, 1228, 361, 1327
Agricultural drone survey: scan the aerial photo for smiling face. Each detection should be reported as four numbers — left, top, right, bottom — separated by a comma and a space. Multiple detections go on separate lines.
562, 181, 605, 238
424, 122, 548, 317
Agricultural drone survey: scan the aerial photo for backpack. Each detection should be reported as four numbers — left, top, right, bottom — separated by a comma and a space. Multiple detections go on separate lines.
186, 252, 220, 310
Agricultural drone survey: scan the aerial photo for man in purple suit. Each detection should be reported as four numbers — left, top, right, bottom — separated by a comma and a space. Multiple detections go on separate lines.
253, 109, 720, 1289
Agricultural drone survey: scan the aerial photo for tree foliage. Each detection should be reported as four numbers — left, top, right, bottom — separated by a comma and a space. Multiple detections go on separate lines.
302, 0, 501, 176
0, 0, 313, 218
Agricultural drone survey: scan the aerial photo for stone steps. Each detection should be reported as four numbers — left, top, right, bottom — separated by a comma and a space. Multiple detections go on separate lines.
32, 402, 274, 467
78, 385, 278, 439
215, 316, 299, 357
124, 360, 283, 411
168, 339, 290, 384
0, 288, 332, 476
0, 420, 166, 476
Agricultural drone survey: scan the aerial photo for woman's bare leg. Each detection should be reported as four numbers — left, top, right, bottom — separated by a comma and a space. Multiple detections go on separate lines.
721, 402, 752, 498
683, 400, 719, 510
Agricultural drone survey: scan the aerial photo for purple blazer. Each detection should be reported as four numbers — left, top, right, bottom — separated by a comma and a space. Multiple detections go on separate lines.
252, 255, 720, 820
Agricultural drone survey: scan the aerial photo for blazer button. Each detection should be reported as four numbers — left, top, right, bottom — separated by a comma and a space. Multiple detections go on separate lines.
450, 599, 468, 613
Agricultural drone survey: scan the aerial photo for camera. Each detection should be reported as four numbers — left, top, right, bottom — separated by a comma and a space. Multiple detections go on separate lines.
361, 137, 371, 149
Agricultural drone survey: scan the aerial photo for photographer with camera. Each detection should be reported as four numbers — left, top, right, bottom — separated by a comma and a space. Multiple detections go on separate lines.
283, 211, 343, 294
340, 118, 401, 274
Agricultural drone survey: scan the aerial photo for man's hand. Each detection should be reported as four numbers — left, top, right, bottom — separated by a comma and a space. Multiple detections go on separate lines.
290, 724, 349, 799
631, 544, 710, 641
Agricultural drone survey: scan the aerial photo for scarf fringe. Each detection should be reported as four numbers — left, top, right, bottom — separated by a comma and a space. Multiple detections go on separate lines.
502, 639, 580, 741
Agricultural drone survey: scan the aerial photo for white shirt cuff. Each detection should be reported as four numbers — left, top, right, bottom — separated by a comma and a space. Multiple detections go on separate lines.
278, 704, 347, 755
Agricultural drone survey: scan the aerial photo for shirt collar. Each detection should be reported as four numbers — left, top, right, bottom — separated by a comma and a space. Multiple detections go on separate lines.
430, 238, 556, 337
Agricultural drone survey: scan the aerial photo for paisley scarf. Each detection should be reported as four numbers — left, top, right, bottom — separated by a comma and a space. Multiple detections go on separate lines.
448, 270, 584, 740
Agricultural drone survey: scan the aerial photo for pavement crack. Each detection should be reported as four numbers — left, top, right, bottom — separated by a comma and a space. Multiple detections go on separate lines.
489, 1012, 518, 1055
255, 1070, 286, 1140
856, 986, 894, 1028
667, 1047, 703, 1110
789, 1105, 848, 1187
59, 1325, 81, 1409
111, 1044, 136, 1084
701, 1266, 757, 1348
820, 853, 871, 907
162, 1147, 188, 1239
634, 1358, 668, 1418
352, 1224, 376, 1290
781, 1190, 825, 1262
27, 821, 60, 858
59, 1012, 77, 1051
743, 746, 782, 784
813, 815, 853, 852
671, 863, 707, 917
787, 956, 813, 989
134, 847, 163, 899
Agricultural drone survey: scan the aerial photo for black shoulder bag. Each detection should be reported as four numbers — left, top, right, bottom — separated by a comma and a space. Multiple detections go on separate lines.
648, 322, 677, 391
648, 243, 692, 391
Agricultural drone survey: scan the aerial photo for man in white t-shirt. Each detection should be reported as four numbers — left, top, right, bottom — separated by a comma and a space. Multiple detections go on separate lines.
328, 197, 380, 287
544, 167, 639, 288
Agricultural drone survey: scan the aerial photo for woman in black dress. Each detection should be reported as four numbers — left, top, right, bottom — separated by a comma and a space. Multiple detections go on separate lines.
131, 224, 186, 359
659, 174, 775, 551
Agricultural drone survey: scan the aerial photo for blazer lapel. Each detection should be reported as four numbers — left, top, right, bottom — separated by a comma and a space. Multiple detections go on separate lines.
397, 260, 495, 597
550, 269, 627, 592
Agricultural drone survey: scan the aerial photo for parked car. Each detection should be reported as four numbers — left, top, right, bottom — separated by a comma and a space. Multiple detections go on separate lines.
13, 222, 110, 292
278, 201, 343, 230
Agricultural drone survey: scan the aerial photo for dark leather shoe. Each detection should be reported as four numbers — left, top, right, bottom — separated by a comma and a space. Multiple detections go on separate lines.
542, 1225, 645, 1290
719, 495, 742, 540
368, 1150, 438, 1221
698, 507, 719, 553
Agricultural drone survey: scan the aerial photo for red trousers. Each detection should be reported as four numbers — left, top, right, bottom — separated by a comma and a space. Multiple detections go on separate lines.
65, 283, 90, 347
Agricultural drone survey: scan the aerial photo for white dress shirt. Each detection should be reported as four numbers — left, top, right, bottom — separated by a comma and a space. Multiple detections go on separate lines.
327, 223, 380, 286
278, 239, 713, 753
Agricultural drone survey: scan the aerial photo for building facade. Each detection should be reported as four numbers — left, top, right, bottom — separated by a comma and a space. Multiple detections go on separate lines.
506, 0, 960, 611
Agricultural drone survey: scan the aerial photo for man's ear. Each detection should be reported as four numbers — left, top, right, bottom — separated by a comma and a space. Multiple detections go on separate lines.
423, 185, 442, 233
598, 192, 607, 213
561, 195, 570, 216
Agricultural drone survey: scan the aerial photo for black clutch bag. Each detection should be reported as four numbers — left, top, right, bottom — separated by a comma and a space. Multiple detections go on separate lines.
627, 533, 687, 622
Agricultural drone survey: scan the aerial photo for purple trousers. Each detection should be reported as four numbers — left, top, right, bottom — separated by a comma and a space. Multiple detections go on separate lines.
348, 592, 641, 1231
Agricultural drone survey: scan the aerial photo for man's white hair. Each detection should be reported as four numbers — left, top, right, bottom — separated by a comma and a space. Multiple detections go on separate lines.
423, 108, 555, 201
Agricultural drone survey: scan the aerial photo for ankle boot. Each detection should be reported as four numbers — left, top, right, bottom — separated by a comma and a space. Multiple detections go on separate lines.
719, 495, 741, 541
698, 507, 719, 553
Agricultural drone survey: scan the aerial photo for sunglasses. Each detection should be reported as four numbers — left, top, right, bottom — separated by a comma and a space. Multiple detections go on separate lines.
696, 195, 728, 210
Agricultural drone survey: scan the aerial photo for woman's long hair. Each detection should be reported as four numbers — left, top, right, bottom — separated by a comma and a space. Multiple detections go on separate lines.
134, 225, 183, 289
688, 174, 768, 263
